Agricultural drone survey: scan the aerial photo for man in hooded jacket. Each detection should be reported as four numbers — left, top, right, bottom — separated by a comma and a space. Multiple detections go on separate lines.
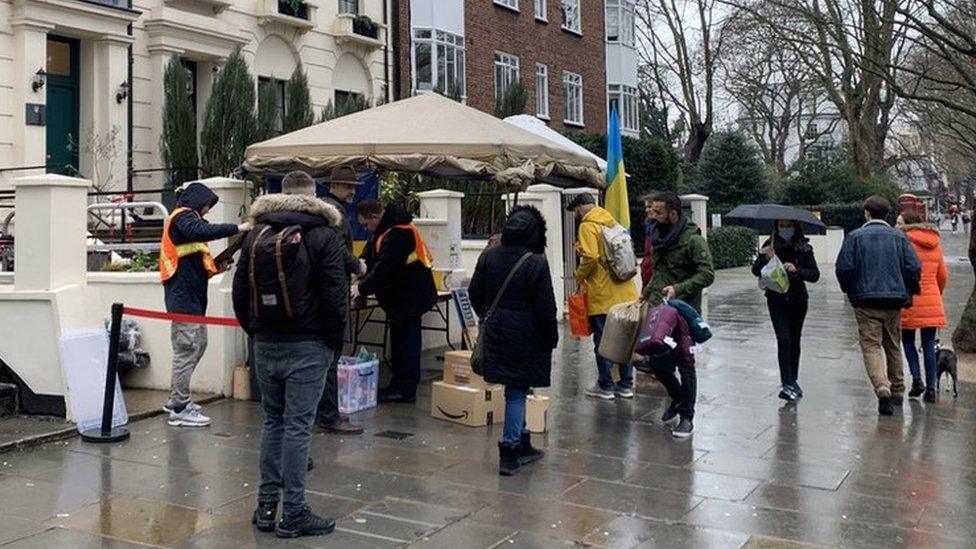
641, 191, 715, 439
232, 171, 348, 538
161, 182, 249, 427
567, 193, 639, 401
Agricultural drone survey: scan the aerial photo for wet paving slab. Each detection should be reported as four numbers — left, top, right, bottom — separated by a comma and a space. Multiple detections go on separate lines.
3, 258, 976, 547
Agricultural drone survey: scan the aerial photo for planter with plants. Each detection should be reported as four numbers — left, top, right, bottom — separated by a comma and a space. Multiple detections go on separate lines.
278, 0, 309, 20
353, 15, 379, 39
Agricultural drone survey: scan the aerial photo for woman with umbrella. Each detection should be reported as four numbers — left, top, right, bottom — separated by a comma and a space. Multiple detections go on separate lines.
751, 218, 820, 401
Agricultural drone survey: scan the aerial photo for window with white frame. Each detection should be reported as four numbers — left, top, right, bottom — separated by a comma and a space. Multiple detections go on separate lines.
338, 0, 358, 14
412, 28, 466, 97
608, 84, 639, 133
535, 0, 547, 20
562, 0, 581, 33
536, 63, 549, 119
494, 51, 520, 101
563, 71, 583, 125
495, 0, 518, 10
606, 0, 635, 47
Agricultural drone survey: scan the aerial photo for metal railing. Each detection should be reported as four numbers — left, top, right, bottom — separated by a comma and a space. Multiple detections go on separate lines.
87, 201, 168, 253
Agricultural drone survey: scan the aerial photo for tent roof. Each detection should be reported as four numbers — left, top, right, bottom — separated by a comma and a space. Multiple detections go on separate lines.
244, 93, 605, 189
504, 114, 608, 171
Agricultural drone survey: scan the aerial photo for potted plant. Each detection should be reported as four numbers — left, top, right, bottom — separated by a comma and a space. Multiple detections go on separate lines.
278, 0, 309, 19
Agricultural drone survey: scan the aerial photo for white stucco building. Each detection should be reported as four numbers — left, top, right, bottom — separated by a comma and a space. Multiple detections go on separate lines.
0, 0, 394, 191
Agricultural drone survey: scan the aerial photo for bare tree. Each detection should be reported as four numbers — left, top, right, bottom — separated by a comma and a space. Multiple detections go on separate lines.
886, 1, 976, 350
636, 0, 726, 174
724, 0, 905, 179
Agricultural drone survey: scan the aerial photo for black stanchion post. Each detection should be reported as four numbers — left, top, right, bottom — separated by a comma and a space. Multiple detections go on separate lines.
81, 302, 130, 443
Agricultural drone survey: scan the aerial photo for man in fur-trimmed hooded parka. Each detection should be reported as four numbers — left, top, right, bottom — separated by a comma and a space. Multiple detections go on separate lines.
232, 171, 347, 539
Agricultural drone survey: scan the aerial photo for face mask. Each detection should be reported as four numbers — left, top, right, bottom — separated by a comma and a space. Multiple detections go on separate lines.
778, 228, 795, 241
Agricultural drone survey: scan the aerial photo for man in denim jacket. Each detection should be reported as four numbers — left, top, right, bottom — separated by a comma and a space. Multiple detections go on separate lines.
836, 196, 921, 416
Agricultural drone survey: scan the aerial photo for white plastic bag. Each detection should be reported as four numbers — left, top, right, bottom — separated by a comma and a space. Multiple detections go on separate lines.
760, 255, 790, 294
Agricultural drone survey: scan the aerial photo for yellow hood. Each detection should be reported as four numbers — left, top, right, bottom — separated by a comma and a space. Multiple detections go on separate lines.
582, 206, 616, 227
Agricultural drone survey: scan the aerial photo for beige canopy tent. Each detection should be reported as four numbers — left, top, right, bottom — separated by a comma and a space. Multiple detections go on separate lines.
243, 93, 605, 190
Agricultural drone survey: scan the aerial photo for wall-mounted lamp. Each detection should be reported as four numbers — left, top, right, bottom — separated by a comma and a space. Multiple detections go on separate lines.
116, 81, 129, 104
31, 68, 47, 93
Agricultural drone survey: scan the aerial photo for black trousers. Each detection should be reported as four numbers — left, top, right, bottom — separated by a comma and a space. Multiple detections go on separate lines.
767, 298, 808, 387
651, 354, 697, 420
315, 352, 342, 425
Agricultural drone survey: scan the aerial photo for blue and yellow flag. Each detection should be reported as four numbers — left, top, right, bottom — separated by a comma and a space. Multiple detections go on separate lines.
605, 104, 630, 229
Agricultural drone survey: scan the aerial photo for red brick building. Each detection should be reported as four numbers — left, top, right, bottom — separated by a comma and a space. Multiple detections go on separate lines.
393, 0, 607, 135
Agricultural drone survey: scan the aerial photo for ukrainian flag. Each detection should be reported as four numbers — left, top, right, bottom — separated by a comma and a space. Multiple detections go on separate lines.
605, 104, 630, 229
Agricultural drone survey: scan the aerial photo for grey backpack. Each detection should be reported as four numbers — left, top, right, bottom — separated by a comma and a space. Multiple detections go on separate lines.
601, 223, 638, 282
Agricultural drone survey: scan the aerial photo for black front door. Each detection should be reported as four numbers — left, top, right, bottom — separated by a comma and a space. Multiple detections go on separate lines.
46, 36, 80, 175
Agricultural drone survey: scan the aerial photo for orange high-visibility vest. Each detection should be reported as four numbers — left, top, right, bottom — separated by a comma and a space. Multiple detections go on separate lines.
374, 224, 434, 268
159, 207, 218, 282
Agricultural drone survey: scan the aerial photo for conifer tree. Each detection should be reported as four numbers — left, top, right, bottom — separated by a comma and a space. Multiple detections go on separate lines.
200, 49, 256, 177
161, 57, 198, 187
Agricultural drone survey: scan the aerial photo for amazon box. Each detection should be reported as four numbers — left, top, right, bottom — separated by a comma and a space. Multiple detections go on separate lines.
442, 350, 491, 389
431, 381, 504, 427
525, 394, 549, 434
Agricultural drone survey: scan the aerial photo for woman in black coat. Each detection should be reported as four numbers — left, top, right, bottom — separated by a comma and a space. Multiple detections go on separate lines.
469, 206, 558, 476
751, 220, 820, 401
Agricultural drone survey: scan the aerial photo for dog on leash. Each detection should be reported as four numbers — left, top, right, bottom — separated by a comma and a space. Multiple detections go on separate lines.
935, 340, 958, 397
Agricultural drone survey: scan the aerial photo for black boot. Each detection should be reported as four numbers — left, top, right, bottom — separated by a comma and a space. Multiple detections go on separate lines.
878, 394, 894, 416
517, 432, 544, 466
276, 507, 335, 539
924, 387, 936, 403
251, 501, 277, 532
909, 380, 925, 399
498, 442, 521, 476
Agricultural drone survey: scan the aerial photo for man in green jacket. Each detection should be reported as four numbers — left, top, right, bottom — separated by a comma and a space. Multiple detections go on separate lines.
641, 192, 715, 439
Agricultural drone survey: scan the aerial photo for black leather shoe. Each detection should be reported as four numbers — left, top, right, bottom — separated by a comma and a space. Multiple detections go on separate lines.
378, 389, 416, 404
276, 507, 336, 539
517, 432, 544, 465
318, 418, 364, 435
252, 501, 277, 532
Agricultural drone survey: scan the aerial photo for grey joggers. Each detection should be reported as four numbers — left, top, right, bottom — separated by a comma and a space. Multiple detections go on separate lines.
168, 322, 208, 410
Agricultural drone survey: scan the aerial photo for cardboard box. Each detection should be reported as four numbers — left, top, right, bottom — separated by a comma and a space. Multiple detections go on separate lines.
431, 381, 505, 427
526, 394, 549, 433
442, 350, 491, 388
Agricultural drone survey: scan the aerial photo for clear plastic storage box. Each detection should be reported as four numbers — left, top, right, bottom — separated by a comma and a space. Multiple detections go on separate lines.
337, 357, 379, 414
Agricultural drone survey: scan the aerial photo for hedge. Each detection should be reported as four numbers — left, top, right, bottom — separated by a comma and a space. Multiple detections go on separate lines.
708, 226, 757, 269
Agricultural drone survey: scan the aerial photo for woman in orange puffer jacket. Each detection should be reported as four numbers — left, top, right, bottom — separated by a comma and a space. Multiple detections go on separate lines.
897, 210, 948, 404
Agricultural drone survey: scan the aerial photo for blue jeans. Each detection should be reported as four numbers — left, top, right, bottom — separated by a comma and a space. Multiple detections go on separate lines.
255, 340, 332, 516
902, 327, 937, 388
502, 385, 528, 446
389, 316, 422, 398
589, 314, 634, 391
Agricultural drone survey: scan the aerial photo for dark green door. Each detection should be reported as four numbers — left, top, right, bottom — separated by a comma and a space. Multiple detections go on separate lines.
46, 36, 80, 175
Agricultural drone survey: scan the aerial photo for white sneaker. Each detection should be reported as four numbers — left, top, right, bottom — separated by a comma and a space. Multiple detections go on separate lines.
163, 401, 202, 414
584, 385, 615, 400
614, 386, 635, 399
168, 407, 212, 427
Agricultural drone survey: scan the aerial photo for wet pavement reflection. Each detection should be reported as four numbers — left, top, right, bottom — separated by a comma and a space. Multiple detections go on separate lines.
1, 232, 975, 547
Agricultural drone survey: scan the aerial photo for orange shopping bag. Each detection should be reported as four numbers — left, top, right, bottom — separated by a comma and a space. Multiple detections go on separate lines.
569, 289, 592, 337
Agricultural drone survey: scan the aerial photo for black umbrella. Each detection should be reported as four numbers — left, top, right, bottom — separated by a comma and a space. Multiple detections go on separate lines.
724, 204, 828, 235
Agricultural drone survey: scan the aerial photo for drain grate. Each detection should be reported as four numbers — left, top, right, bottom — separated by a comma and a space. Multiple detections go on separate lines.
373, 430, 414, 440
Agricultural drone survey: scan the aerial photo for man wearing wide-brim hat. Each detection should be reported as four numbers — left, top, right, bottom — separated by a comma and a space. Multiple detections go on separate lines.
315, 165, 367, 435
